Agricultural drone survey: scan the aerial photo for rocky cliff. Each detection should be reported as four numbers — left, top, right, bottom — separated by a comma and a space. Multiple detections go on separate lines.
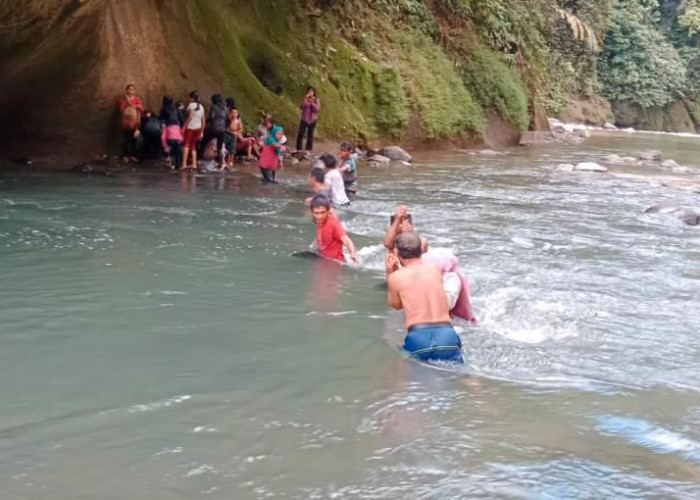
0, 0, 532, 159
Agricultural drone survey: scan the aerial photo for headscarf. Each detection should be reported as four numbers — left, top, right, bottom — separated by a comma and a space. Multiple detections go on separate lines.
422, 248, 477, 324
265, 125, 284, 146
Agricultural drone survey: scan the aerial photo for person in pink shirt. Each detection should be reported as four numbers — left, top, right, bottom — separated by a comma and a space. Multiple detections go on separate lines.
296, 86, 320, 152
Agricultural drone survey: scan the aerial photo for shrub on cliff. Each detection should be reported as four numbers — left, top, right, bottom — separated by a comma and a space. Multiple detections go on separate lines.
462, 48, 530, 131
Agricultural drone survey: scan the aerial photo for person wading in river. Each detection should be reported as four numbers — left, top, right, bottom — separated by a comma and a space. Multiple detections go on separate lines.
386, 231, 464, 364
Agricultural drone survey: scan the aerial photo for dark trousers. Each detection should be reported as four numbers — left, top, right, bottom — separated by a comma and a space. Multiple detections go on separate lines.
142, 134, 161, 160
167, 140, 183, 169
260, 168, 276, 183
123, 129, 138, 157
296, 120, 316, 151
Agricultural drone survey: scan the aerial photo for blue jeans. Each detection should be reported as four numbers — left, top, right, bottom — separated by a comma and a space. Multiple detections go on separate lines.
403, 323, 464, 364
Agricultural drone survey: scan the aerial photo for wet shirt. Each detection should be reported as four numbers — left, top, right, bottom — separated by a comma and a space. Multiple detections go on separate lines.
316, 215, 346, 262
325, 168, 350, 206
208, 103, 229, 133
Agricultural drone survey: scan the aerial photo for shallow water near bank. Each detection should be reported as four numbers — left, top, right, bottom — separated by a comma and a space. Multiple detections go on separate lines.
1, 131, 700, 499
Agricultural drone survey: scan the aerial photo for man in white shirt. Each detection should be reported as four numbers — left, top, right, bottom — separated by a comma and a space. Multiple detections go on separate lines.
319, 154, 350, 207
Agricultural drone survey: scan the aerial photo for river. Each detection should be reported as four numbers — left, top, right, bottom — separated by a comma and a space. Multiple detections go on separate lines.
1, 131, 699, 499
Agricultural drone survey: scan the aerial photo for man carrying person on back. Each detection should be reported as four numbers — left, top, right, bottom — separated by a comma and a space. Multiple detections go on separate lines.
386, 231, 464, 364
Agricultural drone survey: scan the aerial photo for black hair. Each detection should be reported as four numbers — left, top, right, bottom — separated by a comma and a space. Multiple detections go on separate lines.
320, 153, 337, 169
340, 141, 352, 151
309, 167, 326, 184
175, 100, 184, 108
310, 194, 331, 210
395, 232, 422, 259
212, 94, 224, 105
225, 97, 236, 109
307, 86, 317, 97
162, 95, 174, 107
190, 90, 201, 111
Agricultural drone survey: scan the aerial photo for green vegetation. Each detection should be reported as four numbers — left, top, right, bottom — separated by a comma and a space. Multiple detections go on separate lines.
462, 47, 530, 131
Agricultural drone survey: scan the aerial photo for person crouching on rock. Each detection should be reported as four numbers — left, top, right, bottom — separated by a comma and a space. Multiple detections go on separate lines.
310, 195, 358, 265
386, 232, 464, 364
258, 125, 286, 183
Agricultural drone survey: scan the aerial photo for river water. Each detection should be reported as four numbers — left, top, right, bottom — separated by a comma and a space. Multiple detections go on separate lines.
1, 131, 700, 499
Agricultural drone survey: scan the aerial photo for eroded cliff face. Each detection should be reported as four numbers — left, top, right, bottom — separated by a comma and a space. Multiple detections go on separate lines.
0, 0, 541, 158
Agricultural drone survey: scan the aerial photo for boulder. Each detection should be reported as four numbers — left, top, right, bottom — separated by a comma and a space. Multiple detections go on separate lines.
672, 166, 693, 174
479, 149, 501, 156
603, 154, 623, 164
555, 163, 575, 172
621, 157, 637, 163
661, 159, 680, 168
368, 154, 391, 164
639, 150, 663, 162
380, 145, 412, 163
367, 161, 380, 168
574, 162, 608, 172
645, 202, 700, 226
603, 122, 617, 130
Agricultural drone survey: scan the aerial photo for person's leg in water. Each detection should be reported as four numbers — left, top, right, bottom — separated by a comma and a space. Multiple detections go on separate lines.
296, 120, 308, 151
260, 167, 276, 183
215, 131, 225, 169
168, 140, 183, 170
305, 121, 316, 151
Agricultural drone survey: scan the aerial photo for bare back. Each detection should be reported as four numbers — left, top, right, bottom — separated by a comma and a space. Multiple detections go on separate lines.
388, 261, 451, 329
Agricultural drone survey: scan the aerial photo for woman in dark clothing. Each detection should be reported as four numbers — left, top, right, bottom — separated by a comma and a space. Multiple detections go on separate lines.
296, 86, 320, 152
207, 94, 229, 169
140, 110, 162, 159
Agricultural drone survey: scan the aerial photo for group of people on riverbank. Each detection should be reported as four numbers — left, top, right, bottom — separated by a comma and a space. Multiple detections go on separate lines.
117, 84, 322, 179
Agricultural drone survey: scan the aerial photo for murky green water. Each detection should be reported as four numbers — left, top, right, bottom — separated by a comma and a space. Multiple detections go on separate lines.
1, 131, 700, 499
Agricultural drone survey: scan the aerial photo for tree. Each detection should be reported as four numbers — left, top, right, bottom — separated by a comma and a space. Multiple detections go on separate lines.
598, 0, 687, 107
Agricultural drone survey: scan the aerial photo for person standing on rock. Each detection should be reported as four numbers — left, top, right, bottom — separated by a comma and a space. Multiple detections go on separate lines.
117, 83, 143, 163
296, 86, 320, 152
181, 91, 205, 171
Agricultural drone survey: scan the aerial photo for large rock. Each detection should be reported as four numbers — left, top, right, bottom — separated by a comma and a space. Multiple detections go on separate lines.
603, 154, 623, 164
555, 163, 575, 172
645, 202, 700, 226
380, 145, 412, 163
574, 162, 608, 172
368, 154, 391, 164
661, 159, 680, 168
603, 122, 617, 130
639, 150, 663, 162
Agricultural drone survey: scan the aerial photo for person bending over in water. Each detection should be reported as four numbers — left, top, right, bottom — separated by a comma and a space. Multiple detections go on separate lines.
310, 195, 358, 265
386, 232, 464, 364
384, 205, 429, 254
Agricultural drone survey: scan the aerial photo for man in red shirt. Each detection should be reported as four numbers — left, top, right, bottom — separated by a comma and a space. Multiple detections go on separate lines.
117, 83, 144, 163
310, 195, 358, 265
